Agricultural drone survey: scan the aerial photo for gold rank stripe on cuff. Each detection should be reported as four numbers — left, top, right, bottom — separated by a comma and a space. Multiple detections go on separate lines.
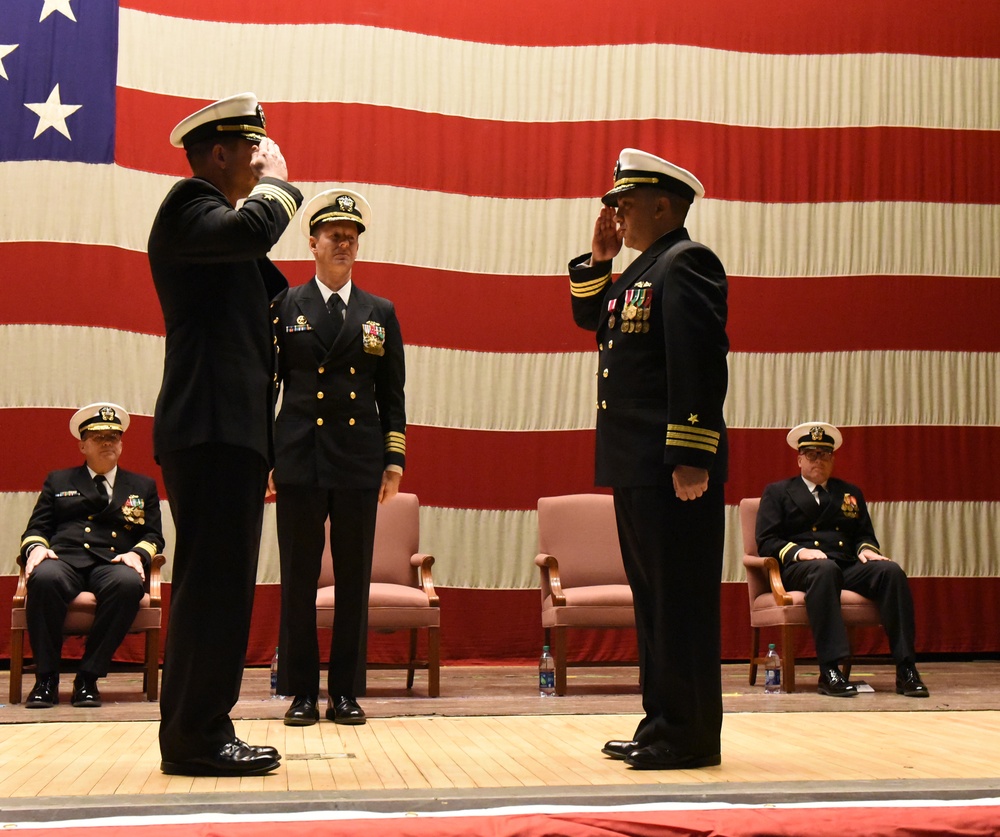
858, 542, 881, 556
20, 535, 49, 553
779, 542, 798, 564
570, 272, 612, 298
385, 431, 406, 455
134, 541, 158, 561
665, 424, 720, 454
249, 182, 298, 221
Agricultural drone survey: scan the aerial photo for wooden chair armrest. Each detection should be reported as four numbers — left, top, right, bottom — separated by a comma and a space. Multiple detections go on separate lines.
148, 554, 166, 607
410, 553, 439, 606
13, 553, 27, 608
743, 553, 793, 606
534, 553, 566, 606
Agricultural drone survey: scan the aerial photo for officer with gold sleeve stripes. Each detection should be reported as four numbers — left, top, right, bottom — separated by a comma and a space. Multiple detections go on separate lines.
149, 93, 303, 778
270, 188, 406, 730
569, 149, 729, 771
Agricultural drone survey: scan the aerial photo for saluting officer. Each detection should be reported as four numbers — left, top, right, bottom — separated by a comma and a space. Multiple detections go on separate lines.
149, 92, 303, 777
271, 188, 406, 728
20, 402, 163, 709
569, 149, 729, 770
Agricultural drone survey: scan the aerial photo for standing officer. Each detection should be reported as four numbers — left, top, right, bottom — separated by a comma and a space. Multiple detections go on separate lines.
756, 422, 928, 698
271, 189, 406, 728
569, 149, 729, 770
148, 93, 302, 776
19, 402, 163, 708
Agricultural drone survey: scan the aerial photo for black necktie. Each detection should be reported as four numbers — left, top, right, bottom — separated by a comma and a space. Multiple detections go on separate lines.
817, 484, 830, 509
328, 294, 346, 337
94, 474, 111, 507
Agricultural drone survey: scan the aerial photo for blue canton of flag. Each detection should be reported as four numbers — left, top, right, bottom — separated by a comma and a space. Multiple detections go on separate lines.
0, 0, 117, 163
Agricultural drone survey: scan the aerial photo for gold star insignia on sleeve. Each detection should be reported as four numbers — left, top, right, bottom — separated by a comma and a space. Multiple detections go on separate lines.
688, 414, 699, 424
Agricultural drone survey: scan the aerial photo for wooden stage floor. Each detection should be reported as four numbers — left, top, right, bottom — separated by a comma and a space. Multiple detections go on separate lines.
1, 661, 998, 823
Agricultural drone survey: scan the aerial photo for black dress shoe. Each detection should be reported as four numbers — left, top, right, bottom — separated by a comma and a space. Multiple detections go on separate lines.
233, 737, 281, 760
161, 741, 281, 776
601, 740, 639, 760
71, 674, 102, 708
624, 744, 721, 770
284, 695, 320, 726
25, 674, 59, 708
326, 695, 366, 725
896, 664, 929, 698
817, 665, 858, 697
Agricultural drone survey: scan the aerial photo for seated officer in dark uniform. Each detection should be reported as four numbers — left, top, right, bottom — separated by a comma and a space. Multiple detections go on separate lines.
19, 403, 164, 708
756, 422, 928, 698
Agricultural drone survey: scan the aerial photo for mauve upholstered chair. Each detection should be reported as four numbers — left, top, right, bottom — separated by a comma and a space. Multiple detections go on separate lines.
316, 492, 440, 697
534, 494, 635, 695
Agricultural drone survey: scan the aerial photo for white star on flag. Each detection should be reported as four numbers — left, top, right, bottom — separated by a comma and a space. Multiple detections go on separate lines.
39, 0, 77, 23
24, 84, 82, 139
0, 44, 18, 80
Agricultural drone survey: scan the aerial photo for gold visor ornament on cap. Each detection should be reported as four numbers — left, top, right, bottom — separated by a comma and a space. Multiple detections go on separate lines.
69, 402, 130, 439
602, 148, 705, 207
300, 188, 372, 237
169, 93, 268, 149
786, 421, 843, 451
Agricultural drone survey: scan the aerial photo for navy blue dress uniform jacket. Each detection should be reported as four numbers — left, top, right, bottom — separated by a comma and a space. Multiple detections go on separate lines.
756, 476, 882, 567
148, 175, 303, 463
272, 281, 406, 487
569, 227, 729, 486
20, 465, 164, 572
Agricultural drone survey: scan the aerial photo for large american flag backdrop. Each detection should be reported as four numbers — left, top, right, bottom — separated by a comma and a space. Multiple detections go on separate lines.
2, 0, 998, 668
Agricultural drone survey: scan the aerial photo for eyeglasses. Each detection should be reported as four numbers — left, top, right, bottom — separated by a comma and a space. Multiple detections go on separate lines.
800, 449, 833, 461
84, 432, 122, 444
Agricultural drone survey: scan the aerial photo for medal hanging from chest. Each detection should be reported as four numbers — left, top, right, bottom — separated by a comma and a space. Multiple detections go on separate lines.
607, 298, 617, 329
621, 285, 652, 333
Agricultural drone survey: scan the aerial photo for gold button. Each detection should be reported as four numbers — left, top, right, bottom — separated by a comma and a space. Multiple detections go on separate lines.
350, 367, 356, 374
84, 543, 90, 549
272, 317, 279, 324
316, 418, 324, 426
112, 532, 117, 538
602, 369, 609, 378
349, 418, 356, 426
838, 541, 844, 547
601, 400, 607, 409
110, 547, 115, 553
85, 527, 91, 533
317, 392, 324, 399
273, 373, 278, 382
273, 336, 277, 344
811, 526, 817, 532
87, 516, 94, 521
318, 366, 325, 374
599, 343, 603, 351
608, 340, 614, 348
814, 541, 820, 546
350, 392, 356, 399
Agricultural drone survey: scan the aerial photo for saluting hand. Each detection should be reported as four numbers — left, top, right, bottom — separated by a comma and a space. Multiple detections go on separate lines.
591, 205, 623, 262
251, 137, 289, 182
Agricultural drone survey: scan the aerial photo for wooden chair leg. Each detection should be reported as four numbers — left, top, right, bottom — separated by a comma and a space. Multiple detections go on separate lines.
145, 628, 159, 701
781, 624, 797, 693
9, 628, 24, 704
748, 626, 761, 685
552, 626, 568, 696
426, 626, 440, 697
406, 628, 417, 690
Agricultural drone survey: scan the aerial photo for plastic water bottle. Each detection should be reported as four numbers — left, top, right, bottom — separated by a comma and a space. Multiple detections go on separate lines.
538, 645, 555, 697
763, 643, 781, 694
270, 647, 279, 698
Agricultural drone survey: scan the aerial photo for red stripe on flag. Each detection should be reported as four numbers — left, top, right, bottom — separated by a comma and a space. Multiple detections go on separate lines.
5, 412, 999, 506
116, 90, 1000, 204
6, 244, 1000, 354
119, 0, 1000, 57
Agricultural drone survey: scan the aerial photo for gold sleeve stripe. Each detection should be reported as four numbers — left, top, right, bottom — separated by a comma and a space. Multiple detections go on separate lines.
779, 542, 797, 563
666, 423, 721, 440
20, 535, 49, 551
665, 439, 717, 454
666, 430, 720, 446
134, 541, 158, 560
858, 542, 881, 555
385, 431, 406, 455
250, 183, 298, 221
570, 272, 612, 298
